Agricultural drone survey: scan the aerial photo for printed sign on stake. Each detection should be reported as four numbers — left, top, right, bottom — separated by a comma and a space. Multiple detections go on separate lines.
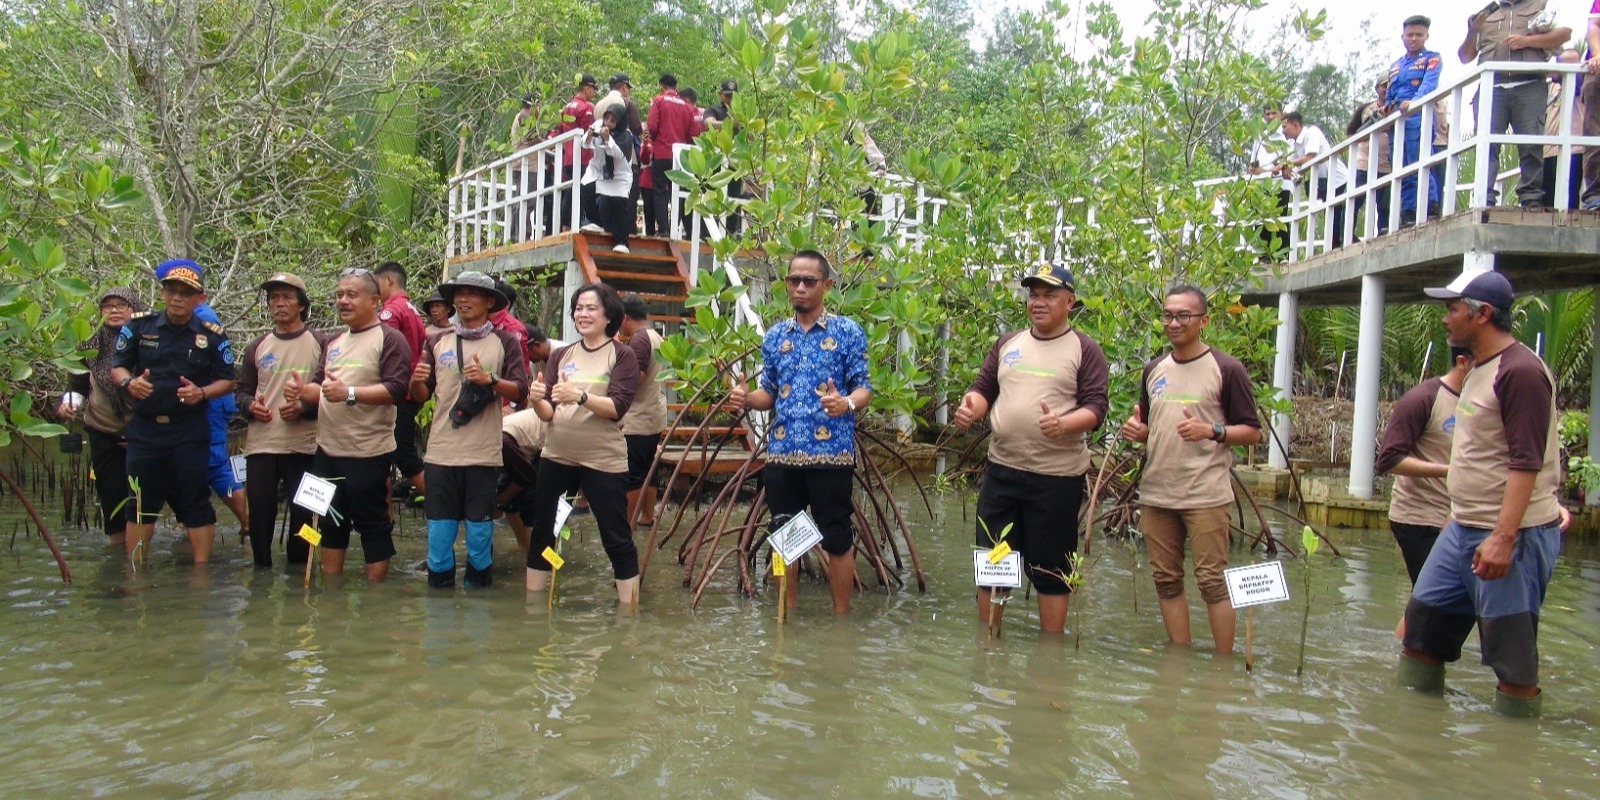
769, 511, 823, 564
229, 455, 247, 484
292, 473, 337, 516
973, 549, 1023, 588
553, 497, 575, 539
1224, 561, 1290, 608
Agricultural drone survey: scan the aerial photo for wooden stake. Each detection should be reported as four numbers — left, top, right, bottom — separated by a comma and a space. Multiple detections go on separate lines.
303, 514, 319, 588
1245, 606, 1255, 674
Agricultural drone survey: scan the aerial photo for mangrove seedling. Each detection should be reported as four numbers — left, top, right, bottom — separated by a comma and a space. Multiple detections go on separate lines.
979, 518, 1014, 641
1296, 525, 1320, 677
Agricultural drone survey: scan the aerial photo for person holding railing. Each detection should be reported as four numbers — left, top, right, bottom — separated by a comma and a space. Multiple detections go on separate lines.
1282, 111, 1350, 249
1347, 79, 1394, 235
1386, 15, 1443, 226
551, 74, 600, 235
1248, 104, 1293, 259
1459, 0, 1570, 209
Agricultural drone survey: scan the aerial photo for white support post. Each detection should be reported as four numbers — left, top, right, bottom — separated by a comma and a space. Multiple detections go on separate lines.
1588, 290, 1600, 506
561, 259, 583, 344
1462, 249, 1496, 275
1348, 275, 1386, 499
1269, 291, 1299, 469
1472, 70, 1495, 209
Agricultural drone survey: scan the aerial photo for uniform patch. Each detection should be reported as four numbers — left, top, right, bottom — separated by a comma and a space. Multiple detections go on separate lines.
195, 335, 207, 349
380, 309, 394, 321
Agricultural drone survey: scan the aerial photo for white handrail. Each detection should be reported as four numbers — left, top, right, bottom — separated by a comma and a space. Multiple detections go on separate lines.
446, 128, 585, 258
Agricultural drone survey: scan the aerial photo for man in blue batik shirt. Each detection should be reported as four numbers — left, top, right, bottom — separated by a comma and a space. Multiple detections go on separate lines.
1387, 15, 1443, 226
729, 250, 871, 614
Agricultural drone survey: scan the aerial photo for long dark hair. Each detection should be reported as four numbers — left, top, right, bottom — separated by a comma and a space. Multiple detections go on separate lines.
571, 282, 625, 337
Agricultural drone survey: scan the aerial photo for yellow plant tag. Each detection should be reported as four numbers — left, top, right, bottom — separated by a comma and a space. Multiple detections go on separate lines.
296, 525, 322, 546
772, 553, 786, 577
987, 541, 1012, 565
543, 547, 565, 570
89, 468, 96, 480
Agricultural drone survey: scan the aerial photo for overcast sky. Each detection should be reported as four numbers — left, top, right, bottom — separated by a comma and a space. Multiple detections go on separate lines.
974, 0, 1596, 89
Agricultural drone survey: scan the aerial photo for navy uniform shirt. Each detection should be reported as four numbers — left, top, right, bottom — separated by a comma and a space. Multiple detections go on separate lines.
1386, 49, 1442, 106
111, 311, 236, 445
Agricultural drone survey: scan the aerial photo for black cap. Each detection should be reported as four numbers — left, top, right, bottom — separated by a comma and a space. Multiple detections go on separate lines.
1019, 262, 1076, 290
578, 73, 598, 89
609, 72, 631, 88
1423, 270, 1514, 310
719, 79, 737, 94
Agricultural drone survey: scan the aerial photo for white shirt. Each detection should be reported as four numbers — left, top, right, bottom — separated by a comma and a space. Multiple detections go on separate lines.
1292, 125, 1348, 190
581, 133, 634, 197
1250, 131, 1293, 191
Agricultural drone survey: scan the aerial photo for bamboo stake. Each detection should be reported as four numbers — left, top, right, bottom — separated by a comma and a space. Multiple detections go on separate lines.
1245, 606, 1255, 673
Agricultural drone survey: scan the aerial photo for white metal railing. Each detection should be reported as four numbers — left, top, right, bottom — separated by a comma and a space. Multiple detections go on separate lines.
1285, 61, 1599, 262
446, 128, 585, 258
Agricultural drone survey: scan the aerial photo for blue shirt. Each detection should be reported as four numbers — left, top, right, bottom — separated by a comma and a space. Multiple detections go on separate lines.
1386, 49, 1441, 105
111, 310, 235, 445
759, 312, 870, 467
195, 303, 239, 441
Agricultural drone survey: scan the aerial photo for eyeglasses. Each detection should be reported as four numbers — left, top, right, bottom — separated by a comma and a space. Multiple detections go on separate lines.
785, 276, 821, 287
99, 301, 133, 311
1159, 312, 1202, 325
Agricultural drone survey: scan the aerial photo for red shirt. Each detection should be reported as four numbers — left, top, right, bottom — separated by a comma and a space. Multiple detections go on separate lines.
489, 308, 530, 363
550, 94, 595, 167
646, 90, 698, 160
380, 291, 427, 370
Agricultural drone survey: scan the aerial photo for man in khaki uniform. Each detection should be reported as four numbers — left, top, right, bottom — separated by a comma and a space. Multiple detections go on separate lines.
1458, 0, 1570, 207
1121, 286, 1262, 653
619, 294, 666, 527
954, 263, 1108, 635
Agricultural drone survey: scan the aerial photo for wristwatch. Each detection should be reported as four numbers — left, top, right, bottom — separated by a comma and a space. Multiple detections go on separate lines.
1211, 423, 1226, 442
844, 395, 857, 413
346, 386, 358, 406
578, 390, 589, 406
120, 375, 134, 390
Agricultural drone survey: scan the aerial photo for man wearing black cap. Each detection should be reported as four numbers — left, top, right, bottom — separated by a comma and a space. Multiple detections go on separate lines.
410, 271, 529, 588
234, 273, 326, 568
1120, 285, 1261, 653
109, 260, 236, 565
595, 73, 646, 227
702, 79, 745, 236
1400, 270, 1564, 717
546, 74, 600, 233
953, 263, 1109, 636
58, 286, 145, 547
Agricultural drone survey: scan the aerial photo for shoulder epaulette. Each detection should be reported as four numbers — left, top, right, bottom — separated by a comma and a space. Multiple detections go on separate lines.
202, 321, 225, 335
130, 310, 156, 320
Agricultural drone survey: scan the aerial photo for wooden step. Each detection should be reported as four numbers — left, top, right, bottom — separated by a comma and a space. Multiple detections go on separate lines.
666, 425, 749, 439
594, 268, 685, 285
658, 448, 762, 475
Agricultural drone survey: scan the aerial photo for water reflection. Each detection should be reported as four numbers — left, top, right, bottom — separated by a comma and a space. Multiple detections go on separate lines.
0, 497, 1596, 797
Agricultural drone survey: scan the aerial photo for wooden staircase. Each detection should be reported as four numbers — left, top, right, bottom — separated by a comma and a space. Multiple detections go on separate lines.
572, 233, 691, 326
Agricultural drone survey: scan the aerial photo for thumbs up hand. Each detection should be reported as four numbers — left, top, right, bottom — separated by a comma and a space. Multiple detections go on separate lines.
725, 373, 748, 413
550, 370, 583, 404
529, 373, 549, 405
463, 353, 492, 386
128, 369, 154, 400
249, 392, 274, 422
1120, 405, 1149, 443
283, 372, 303, 403
1176, 406, 1214, 442
1038, 401, 1068, 439
177, 375, 204, 405
820, 378, 851, 418
953, 392, 985, 431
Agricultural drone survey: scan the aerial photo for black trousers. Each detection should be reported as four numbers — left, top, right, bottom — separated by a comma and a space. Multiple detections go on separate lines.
245, 452, 314, 567
525, 459, 637, 579
393, 399, 424, 480
86, 426, 129, 536
650, 160, 674, 238
596, 193, 636, 247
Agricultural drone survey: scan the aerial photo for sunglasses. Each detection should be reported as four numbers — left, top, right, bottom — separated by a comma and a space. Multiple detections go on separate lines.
339, 267, 380, 291
785, 275, 822, 287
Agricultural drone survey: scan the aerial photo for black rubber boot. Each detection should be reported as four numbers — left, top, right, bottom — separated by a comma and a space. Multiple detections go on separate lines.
428, 568, 456, 589
464, 564, 493, 588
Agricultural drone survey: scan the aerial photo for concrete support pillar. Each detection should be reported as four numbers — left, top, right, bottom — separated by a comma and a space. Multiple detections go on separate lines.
1269, 291, 1299, 469
1348, 275, 1386, 499
894, 329, 914, 438
561, 260, 582, 343
1462, 249, 1495, 274
1589, 290, 1600, 506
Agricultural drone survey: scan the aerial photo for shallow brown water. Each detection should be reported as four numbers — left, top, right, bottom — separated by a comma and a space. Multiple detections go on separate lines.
1, 484, 1598, 798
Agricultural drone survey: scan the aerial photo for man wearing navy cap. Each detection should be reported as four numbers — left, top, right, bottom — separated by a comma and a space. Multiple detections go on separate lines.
1400, 270, 1564, 717
953, 262, 1109, 636
110, 259, 236, 565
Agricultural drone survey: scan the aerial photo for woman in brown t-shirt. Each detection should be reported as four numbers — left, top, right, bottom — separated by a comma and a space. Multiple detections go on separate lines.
523, 283, 642, 603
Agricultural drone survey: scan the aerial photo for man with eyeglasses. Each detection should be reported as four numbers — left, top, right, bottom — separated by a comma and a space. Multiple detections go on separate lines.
1400, 271, 1564, 717
109, 261, 236, 565
294, 268, 413, 582
1120, 286, 1261, 653
953, 262, 1109, 636
728, 250, 871, 614
58, 287, 145, 547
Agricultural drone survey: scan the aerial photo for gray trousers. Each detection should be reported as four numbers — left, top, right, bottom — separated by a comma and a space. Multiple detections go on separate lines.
1481, 81, 1546, 205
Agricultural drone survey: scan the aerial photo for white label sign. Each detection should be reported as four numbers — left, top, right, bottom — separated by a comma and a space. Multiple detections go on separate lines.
229, 454, 247, 484
769, 511, 823, 564
292, 473, 338, 516
1224, 561, 1290, 608
973, 549, 1024, 588
553, 496, 575, 538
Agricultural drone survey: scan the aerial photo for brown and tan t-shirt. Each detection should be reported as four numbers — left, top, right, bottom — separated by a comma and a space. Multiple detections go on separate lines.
1447, 342, 1561, 530
313, 323, 412, 458
967, 328, 1109, 477
420, 329, 529, 468
1376, 376, 1458, 528
621, 328, 666, 436
235, 328, 327, 456
1136, 348, 1261, 510
502, 408, 547, 458
537, 340, 640, 473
